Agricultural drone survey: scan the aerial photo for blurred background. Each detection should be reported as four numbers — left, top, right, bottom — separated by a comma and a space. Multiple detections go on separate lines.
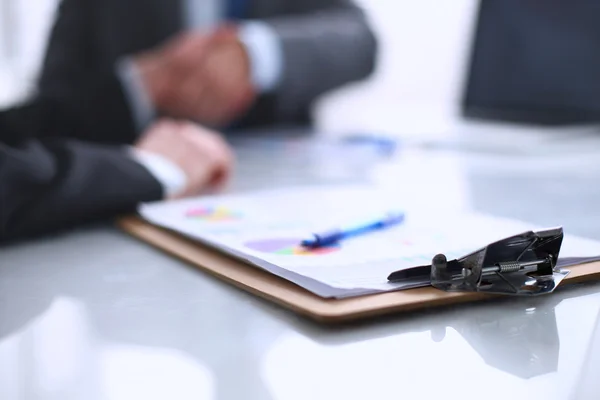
2, 4, 600, 399
0, 0, 480, 136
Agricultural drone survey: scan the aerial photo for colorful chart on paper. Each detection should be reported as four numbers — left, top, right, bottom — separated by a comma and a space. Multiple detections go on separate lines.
137, 185, 573, 296
244, 238, 340, 256
185, 206, 242, 222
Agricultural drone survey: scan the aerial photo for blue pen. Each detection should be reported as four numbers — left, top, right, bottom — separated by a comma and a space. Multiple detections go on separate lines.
301, 211, 405, 248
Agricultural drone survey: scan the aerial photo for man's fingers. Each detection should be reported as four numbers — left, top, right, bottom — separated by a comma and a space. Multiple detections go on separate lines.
209, 24, 239, 43
161, 31, 215, 79
181, 125, 234, 190
135, 119, 235, 200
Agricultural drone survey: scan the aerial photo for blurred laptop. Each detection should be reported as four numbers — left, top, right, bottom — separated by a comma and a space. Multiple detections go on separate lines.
418, 0, 600, 154
463, 0, 600, 125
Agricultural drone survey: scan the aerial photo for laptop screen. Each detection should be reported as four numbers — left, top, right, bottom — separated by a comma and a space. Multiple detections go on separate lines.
462, 1, 600, 124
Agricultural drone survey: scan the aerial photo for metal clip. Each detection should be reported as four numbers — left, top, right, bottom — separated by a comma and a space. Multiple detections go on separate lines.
430, 227, 569, 296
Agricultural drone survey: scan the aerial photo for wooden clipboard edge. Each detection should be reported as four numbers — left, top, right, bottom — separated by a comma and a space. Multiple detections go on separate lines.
116, 216, 600, 324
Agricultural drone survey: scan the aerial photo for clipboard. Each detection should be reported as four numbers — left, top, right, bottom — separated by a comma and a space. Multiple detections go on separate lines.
117, 216, 600, 324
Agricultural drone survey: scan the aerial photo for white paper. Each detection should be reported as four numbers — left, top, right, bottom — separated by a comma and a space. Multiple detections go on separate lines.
138, 185, 600, 298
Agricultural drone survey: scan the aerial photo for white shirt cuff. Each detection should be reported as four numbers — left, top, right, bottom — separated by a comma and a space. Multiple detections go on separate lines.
115, 57, 156, 132
128, 147, 187, 198
237, 21, 284, 93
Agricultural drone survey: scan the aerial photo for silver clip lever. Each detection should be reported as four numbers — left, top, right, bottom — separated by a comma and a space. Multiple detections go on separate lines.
430, 227, 569, 296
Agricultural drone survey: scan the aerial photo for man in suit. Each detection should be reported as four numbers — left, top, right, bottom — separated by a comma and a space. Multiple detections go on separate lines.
36, 0, 378, 143
0, 100, 233, 242
0, 0, 376, 242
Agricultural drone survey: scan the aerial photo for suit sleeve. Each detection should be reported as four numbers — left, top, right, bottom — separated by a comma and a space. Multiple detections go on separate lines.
259, 0, 378, 122
36, 0, 139, 144
0, 138, 163, 243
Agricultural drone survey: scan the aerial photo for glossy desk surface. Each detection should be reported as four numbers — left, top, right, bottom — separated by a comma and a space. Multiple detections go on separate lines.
2, 122, 600, 400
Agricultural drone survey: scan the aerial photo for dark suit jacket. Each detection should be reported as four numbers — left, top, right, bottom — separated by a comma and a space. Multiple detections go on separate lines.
0, 99, 162, 243
0, 0, 377, 242
36, 0, 378, 142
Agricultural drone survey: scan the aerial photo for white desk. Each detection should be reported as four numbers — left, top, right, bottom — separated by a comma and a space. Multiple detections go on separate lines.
1, 125, 600, 400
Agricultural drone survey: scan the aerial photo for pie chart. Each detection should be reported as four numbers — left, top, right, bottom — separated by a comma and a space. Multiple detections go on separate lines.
185, 206, 242, 222
244, 238, 340, 256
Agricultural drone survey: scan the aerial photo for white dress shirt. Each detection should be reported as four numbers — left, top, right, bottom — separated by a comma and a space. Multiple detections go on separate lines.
121, 0, 284, 197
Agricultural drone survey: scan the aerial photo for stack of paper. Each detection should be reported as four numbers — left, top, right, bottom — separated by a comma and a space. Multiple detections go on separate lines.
138, 185, 600, 298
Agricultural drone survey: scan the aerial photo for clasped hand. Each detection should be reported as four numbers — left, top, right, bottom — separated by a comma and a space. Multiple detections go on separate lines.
135, 26, 256, 127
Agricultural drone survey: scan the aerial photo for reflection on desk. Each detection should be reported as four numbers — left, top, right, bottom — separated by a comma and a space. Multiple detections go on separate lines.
447, 297, 561, 379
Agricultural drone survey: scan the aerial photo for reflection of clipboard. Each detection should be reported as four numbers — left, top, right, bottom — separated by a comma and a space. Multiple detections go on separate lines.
118, 217, 600, 324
